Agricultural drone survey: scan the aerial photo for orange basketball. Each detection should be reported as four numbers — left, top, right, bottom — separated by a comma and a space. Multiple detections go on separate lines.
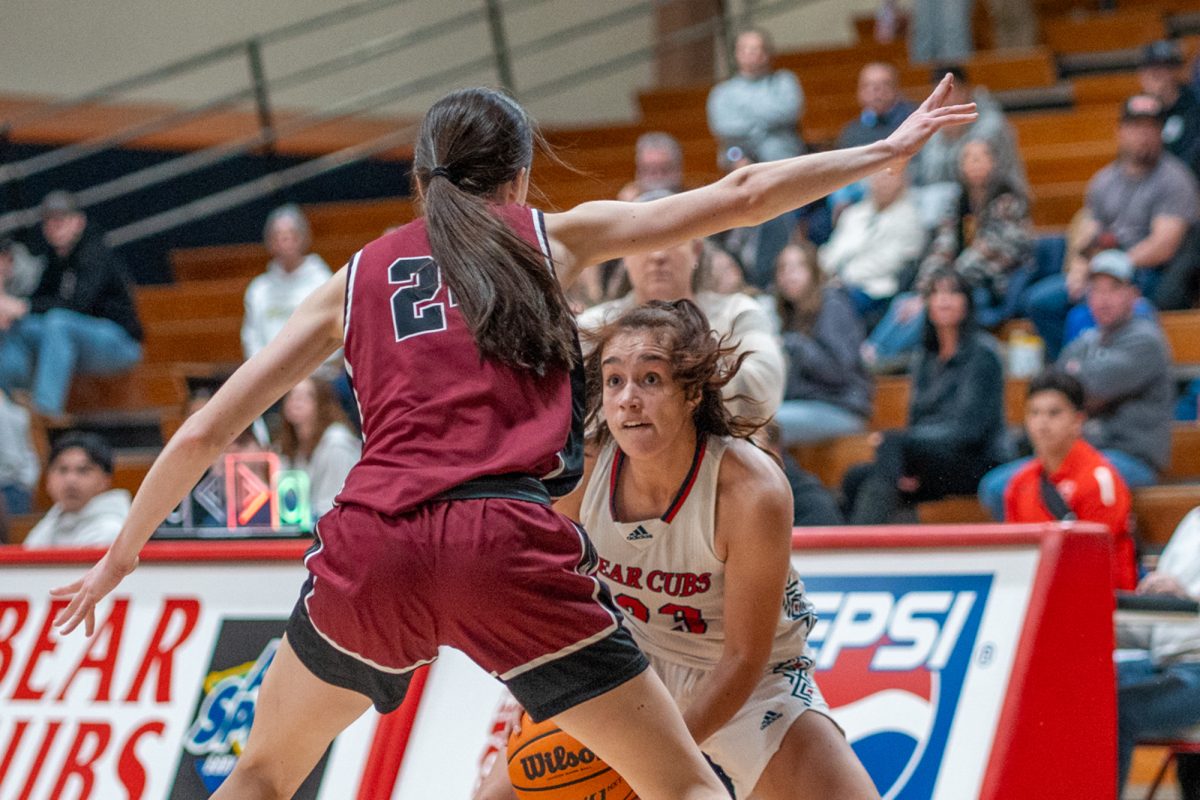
506, 711, 638, 800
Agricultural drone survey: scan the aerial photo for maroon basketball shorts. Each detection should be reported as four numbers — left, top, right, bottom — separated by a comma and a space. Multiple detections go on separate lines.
286, 498, 648, 720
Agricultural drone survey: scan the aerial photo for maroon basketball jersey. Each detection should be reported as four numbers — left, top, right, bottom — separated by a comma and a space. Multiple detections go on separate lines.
336, 204, 584, 515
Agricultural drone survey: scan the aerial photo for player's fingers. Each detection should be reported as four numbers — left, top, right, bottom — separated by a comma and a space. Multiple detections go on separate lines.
920, 73, 954, 111
84, 609, 96, 639
49, 577, 84, 597
53, 591, 85, 627
59, 607, 86, 635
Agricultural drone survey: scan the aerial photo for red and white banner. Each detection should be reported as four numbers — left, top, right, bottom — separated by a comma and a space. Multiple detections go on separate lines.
0, 543, 388, 800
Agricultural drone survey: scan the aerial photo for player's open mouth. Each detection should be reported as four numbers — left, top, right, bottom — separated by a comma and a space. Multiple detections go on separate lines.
621, 422, 650, 429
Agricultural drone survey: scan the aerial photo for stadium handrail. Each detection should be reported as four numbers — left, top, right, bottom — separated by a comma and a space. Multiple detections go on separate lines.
0, 0, 813, 246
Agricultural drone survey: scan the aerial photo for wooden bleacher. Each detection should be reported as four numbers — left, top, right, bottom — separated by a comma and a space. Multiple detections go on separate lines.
11, 1, 1199, 568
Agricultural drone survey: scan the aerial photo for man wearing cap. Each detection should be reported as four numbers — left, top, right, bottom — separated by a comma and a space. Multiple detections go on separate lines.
1026, 94, 1200, 353
979, 248, 1174, 519
0, 191, 144, 418
1140, 40, 1200, 178
22, 432, 130, 548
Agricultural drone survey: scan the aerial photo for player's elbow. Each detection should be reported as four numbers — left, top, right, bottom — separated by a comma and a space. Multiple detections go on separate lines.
720, 167, 770, 229
171, 412, 227, 460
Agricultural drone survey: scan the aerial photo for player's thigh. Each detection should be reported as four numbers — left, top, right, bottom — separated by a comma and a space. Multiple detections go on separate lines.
233, 635, 373, 788
553, 668, 728, 800
750, 710, 880, 800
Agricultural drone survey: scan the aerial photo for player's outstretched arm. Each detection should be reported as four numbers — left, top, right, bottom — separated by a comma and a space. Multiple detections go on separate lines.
546, 74, 976, 284
678, 440, 794, 744
50, 267, 349, 637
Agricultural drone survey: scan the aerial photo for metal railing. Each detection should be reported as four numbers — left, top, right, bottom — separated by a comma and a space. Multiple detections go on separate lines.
0, 0, 809, 246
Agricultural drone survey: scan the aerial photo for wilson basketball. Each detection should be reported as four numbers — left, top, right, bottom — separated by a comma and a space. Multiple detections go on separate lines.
506, 711, 637, 799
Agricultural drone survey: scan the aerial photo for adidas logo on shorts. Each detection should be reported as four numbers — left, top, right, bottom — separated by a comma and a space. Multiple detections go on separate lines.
626, 525, 653, 541
760, 710, 783, 730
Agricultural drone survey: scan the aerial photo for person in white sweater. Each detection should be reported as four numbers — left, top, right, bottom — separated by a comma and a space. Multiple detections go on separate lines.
277, 376, 361, 518
241, 205, 332, 360
818, 168, 928, 318
1117, 506, 1200, 797
23, 432, 129, 548
577, 214, 786, 422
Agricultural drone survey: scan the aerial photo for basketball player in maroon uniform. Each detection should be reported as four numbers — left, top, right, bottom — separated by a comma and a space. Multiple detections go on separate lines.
51, 79, 973, 799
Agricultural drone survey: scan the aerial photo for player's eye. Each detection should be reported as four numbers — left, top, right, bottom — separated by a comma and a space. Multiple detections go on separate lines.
605, 374, 622, 388
643, 372, 660, 385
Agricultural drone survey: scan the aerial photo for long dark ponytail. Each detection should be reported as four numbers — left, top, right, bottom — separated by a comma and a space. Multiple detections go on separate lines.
414, 87, 576, 373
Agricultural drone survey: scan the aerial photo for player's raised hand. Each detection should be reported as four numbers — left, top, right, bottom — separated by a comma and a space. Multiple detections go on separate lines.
883, 74, 978, 170
50, 551, 138, 637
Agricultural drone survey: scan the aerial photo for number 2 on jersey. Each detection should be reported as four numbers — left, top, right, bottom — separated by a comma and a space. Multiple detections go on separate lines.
388, 257, 455, 342
616, 594, 708, 634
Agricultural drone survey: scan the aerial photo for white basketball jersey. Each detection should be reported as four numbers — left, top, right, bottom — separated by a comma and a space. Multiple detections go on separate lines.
581, 435, 816, 670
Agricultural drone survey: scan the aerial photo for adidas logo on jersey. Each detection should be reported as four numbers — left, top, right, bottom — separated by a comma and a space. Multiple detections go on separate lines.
760, 711, 783, 730
626, 525, 653, 542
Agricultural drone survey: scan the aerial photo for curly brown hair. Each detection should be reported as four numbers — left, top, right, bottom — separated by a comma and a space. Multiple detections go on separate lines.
583, 299, 765, 448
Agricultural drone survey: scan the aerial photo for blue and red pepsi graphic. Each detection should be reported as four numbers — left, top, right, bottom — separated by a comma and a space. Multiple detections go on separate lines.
804, 574, 993, 800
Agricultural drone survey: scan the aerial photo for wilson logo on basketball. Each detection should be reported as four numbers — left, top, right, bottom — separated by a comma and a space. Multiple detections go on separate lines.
519, 745, 597, 780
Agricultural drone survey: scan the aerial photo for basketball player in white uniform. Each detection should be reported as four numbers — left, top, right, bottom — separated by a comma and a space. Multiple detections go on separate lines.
478, 299, 879, 800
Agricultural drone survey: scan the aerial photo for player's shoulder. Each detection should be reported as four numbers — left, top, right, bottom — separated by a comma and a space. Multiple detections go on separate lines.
716, 437, 790, 506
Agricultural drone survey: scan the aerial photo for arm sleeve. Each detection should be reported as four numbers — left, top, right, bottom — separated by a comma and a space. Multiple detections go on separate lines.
1149, 166, 1200, 224
915, 217, 958, 290
757, 71, 803, 128
20, 517, 52, 548
241, 281, 263, 360
908, 344, 1004, 447
780, 293, 862, 386
724, 302, 786, 419
954, 193, 1032, 287
71, 242, 126, 316
74, 514, 126, 547
1072, 463, 1132, 536
1070, 331, 1170, 406
707, 83, 753, 140
15, 411, 39, 490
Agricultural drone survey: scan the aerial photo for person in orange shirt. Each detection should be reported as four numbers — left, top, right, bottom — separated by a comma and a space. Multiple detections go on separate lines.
1005, 369, 1137, 590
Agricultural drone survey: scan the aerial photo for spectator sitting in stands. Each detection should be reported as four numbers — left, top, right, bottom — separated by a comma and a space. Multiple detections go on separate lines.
277, 376, 361, 518
830, 63, 916, 213
1026, 95, 1200, 357
703, 240, 779, 330
910, 65, 1026, 228
1140, 40, 1200, 179
1116, 504, 1200, 799
706, 28, 805, 164
979, 250, 1174, 519
1004, 369, 1136, 590
864, 138, 1032, 369
713, 146, 796, 290
838, 63, 916, 149
616, 132, 684, 202
0, 389, 39, 515
842, 268, 1006, 524
577, 199, 786, 422
773, 242, 873, 446
0, 191, 143, 419
818, 167, 927, 320
23, 432, 128, 548
241, 204, 333, 361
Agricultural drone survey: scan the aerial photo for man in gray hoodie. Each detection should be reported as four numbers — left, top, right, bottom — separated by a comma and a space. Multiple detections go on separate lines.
22, 432, 129, 548
979, 249, 1173, 518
